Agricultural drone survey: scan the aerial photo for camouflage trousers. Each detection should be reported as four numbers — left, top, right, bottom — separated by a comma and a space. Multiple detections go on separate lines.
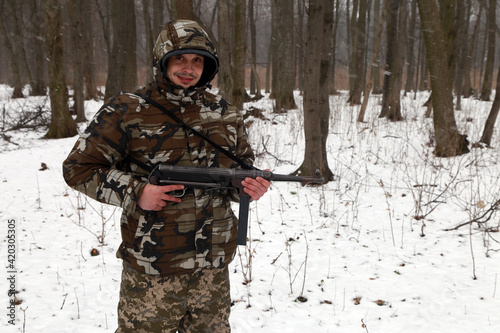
115, 262, 231, 333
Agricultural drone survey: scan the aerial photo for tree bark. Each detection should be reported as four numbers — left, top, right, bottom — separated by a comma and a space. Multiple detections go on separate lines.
248, 0, 259, 96
232, 0, 246, 109
29, 0, 47, 96
417, 0, 469, 156
105, 0, 138, 101
358, 0, 387, 122
0, 14, 24, 98
7, 0, 36, 95
69, 0, 86, 122
296, 0, 334, 182
479, 69, 500, 146
372, 0, 383, 94
329, 0, 340, 95
142, 0, 154, 85
348, 0, 368, 105
44, 0, 77, 138
171, 0, 195, 20
272, 0, 297, 113
404, 0, 417, 95
454, 0, 468, 110
380, 0, 404, 121
217, 0, 233, 99
479, 0, 496, 101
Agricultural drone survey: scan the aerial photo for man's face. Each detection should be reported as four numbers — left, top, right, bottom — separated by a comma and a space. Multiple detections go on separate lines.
166, 54, 204, 88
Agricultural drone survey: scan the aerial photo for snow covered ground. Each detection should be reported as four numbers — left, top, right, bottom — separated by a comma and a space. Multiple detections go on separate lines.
1, 84, 499, 332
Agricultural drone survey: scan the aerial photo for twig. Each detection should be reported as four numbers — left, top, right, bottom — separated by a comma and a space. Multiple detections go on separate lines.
445, 199, 500, 231
493, 273, 497, 298
299, 232, 309, 299
74, 288, 80, 319
470, 220, 477, 280
20, 306, 28, 333
60, 293, 68, 309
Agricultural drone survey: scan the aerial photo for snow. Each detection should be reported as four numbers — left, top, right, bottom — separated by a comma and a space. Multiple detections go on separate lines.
1, 84, 499, 332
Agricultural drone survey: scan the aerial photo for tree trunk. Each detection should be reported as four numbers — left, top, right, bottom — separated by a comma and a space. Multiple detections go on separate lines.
217, 0, 233, 99
44, 0, 77, 139
454, 0, 467, 110
372, 0, 383, 94
105, 0, 138, 101
152, 0, 165, 36
0, 13, 24, 98
348, 0, 368, 105
479, 0, 496, 101
296, 0, 334, 182
417, 0, 469, 157
79, 1, 100, 100
329, 0, 340, 94
232, 0, 246, 109
358, 0, 387, 122
142, 0, 154, 85
380, 0, 404, 121
348, 0, 359, 92
29, 0, 47, 96
248, 0, 258, 96
272, 0, 297, 113
297, 0, 306, 92
461, 0, 473, 98
404, 0, 417, 94
7, 0, 36, 95
171, 0, 195, 20
69, 0, 86, 123
479, 69, 500, 146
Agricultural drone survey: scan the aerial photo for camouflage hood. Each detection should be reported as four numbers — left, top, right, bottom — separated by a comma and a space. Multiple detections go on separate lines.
153, 20, 219, 88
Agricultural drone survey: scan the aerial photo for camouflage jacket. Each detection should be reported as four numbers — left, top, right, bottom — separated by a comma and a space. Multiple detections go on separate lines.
63, 20, 254, 276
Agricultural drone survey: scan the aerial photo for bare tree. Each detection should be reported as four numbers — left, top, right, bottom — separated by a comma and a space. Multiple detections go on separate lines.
416, 0, 469, 156
479, 69, 500, 146
380, 0, 405, 121
271, 0, 297, 112
404, 0, 418, 95
358, 0, 387, 122
44, 0, 78, 138
296, 0, 334, 182
347, 0, 368, 105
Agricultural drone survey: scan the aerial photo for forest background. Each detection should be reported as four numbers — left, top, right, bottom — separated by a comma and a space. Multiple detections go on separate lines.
2, 0, 500, 170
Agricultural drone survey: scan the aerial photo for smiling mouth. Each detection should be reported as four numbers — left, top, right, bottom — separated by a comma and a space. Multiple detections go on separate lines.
175, 73, 197, 85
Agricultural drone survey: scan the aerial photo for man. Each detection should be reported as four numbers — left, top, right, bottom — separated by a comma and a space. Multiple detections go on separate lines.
63, 19, 269, 332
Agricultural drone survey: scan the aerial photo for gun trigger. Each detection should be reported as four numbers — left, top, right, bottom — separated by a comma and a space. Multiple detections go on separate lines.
167, 188, 187, 198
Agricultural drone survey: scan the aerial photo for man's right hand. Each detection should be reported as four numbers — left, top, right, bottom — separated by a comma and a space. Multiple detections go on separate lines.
137, 184, 185, 211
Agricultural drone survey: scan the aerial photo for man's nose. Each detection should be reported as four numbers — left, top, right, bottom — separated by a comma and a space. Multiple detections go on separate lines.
182, 61, 195, 72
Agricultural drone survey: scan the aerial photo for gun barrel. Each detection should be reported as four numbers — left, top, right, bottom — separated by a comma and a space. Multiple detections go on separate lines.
270, 169, 324, 186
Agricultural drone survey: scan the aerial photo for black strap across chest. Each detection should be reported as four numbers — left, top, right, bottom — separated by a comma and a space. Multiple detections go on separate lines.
134, 92, 255, 171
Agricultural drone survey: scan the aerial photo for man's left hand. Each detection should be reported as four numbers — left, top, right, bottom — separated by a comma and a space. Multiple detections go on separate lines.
241, 176, 270, 201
